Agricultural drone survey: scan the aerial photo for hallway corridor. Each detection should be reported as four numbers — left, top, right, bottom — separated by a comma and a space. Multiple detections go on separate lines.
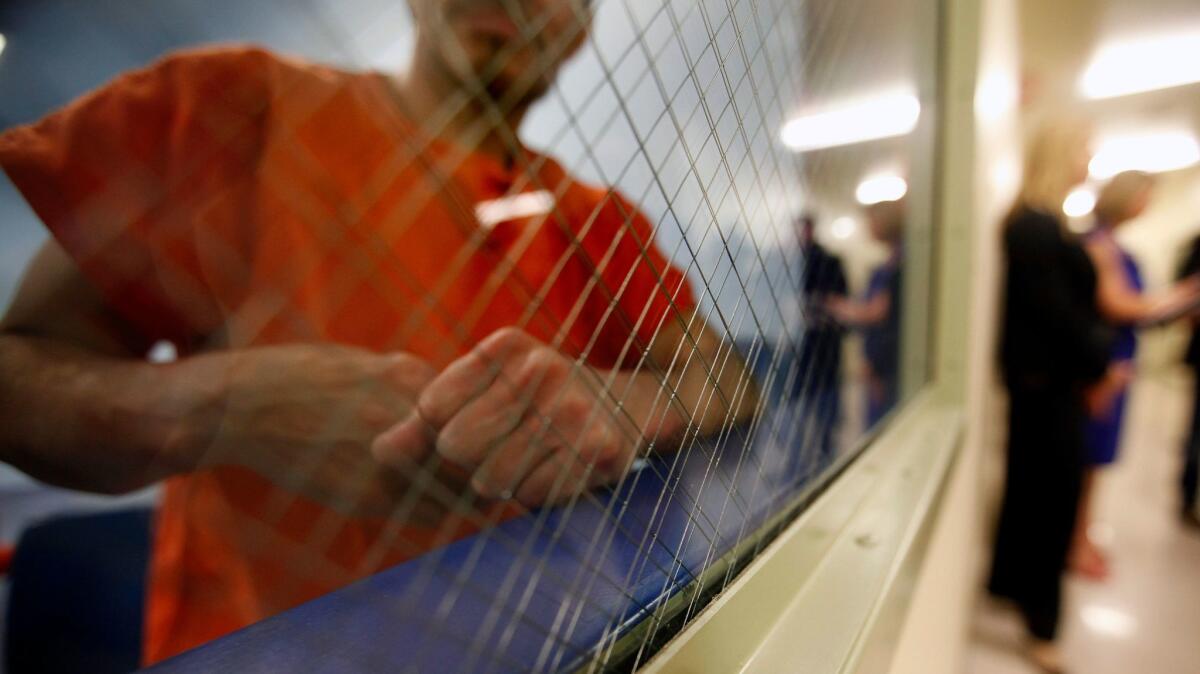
969, 371, 1200, 673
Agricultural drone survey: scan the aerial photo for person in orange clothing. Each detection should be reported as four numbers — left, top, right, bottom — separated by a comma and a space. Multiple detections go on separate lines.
0, 0, 757, 664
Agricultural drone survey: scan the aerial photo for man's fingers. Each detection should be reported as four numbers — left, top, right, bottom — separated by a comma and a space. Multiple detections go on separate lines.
513, 448, 594, 508
417, 350, 501, 430
447, 371, 601, 492
383, 352, 439, 393
512, 430, 629, 508
372, 412, 436, 468
467, 418, 562, 499
417, 329, 538, 428
437, 377, 534, 468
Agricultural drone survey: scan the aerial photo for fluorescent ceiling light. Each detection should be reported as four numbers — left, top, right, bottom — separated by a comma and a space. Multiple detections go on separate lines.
1090, 131, 1200, 179
1081, 29, 1200, 99
1063, 187, 1097, 218
976, 71, 1018, 123
831, 217, 857, 240
781, 90, 921, 152
856, 175, 908, 205
0, 34, 6, 57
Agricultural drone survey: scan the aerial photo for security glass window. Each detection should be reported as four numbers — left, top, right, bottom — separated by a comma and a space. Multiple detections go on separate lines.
0, 0, 939, 671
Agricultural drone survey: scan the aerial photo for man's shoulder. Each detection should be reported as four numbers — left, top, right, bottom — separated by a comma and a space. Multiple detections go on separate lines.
147, 44, 283, 76
142, 44, 349, 93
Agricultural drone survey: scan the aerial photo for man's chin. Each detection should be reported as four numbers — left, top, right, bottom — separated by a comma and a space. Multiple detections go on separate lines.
483, 76, 550, 109
473, 62, 552, 107
442, 40, 553, 107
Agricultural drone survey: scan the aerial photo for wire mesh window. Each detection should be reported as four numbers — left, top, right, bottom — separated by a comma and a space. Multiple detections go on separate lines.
0, 0, 939, 671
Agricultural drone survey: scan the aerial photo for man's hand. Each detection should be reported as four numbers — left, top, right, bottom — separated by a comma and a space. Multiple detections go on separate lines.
186, 343, 450, 520
2, 237, 755, 518
372, 329, 644, 508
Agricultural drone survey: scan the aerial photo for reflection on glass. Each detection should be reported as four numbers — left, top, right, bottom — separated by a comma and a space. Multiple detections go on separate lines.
793, 214, 849, 458
824, 200, 906, 430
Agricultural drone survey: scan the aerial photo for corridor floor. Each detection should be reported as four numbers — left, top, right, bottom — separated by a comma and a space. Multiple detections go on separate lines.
967, 372, 1200, 673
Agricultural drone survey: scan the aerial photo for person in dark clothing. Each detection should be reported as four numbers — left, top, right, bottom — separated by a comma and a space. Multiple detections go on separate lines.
792, 214, 849, 458
1176, 234, 1200, 530
988, 119, 1111, 674
828, 200, 904, 429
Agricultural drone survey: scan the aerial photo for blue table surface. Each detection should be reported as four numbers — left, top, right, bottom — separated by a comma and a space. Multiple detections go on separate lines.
146, 356, 841, 674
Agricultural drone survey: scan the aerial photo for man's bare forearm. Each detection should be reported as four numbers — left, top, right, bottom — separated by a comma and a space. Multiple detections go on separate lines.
0, 334, 207, 493
616, 328, 759, 447
665, 330, 759, 435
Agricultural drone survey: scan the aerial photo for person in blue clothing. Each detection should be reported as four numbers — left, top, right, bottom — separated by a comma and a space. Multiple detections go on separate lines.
1074, 171, 1200, 579
827, 199, 904, 429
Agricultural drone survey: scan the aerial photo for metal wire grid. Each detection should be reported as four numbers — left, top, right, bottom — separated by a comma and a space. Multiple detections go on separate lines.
7, 0, 920, 671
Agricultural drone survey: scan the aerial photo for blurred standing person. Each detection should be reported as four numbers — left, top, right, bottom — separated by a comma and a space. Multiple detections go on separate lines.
792, 214, 848, 458
1074, 171, 1200, 576
1176, 234, 1200, 530
827, 200, 904, 428
989, 119, 1112, 674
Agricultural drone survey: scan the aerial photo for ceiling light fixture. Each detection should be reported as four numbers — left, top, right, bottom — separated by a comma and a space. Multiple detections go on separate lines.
976, 71, 1018, 123
1089, 131, 1200, 179
831, 217, 857, 240
781, 90, 921, 152
1063, 187, 1097, 218
1081, 29, 1200, 99
856, 175, 909, 205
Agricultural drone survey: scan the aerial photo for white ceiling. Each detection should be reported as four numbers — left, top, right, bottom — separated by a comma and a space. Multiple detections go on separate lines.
1019, 0, 1200, 138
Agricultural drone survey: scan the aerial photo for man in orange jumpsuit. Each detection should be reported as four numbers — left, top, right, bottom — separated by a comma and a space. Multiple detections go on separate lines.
0, 0, 756, 663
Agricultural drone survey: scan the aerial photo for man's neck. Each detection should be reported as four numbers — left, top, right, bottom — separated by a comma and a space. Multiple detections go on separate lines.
395, 49, 529, 164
